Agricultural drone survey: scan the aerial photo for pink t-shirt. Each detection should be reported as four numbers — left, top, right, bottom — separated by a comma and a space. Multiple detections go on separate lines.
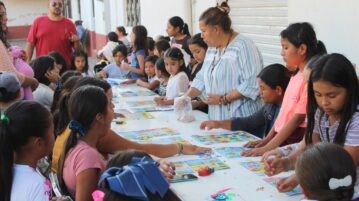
62, 140, 106, 197
27, 16, 76, 67
0, 41, 25, 83
274, 71, 307, 132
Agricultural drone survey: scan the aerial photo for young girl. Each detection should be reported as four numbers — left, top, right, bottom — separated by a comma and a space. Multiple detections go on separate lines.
96, 44, 129, 79
32, 56, 60, 109
166, 16, 192, 65
71, 50, 94, 77
0, 101, 54, 201
121, 25, 148, 79
242, 22, 327, 156
97, 32, 121, 63
147, 36, 155, 56
263, 54, 359, 195
155, 58, 170, 96
95, 150, 181, 201
116, 26, 130, 50
296, 143, 357, 201
200, 63, 290, 138
154, 39, 170, 58
48, 51, 67, 74
154, 47, 189, 105
59, 85, 113, 200
187, 33, 208, 82
136, 55, 160, 91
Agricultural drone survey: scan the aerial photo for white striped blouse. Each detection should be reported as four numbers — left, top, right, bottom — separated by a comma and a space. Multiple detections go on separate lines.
192, 34, 263, 120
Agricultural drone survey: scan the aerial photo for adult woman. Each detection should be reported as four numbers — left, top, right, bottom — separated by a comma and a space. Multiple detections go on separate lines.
181, 1, 263, 120
0, 1, 38, 93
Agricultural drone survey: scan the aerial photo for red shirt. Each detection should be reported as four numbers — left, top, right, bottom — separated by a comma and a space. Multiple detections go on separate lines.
27, 16, 76, 68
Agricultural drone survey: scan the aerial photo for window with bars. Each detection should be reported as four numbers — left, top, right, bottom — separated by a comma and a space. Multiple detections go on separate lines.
126, 0, 141, 26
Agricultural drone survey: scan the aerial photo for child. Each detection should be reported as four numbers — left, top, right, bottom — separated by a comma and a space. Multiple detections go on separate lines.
155, 58, 170, 96
71, 49, 94, 77
32, 56, 60, 109
136, 55, 160, 91
166, 16, 192, 65
296, 143, 357, 201
242, 22, 327, 156
147, 36, 155, 56
48, 51, 67, 74
0, 101, 54, 201
0, 71, 21, 113
96, 44, 129, 79
59, 85, 112, 200
154, 48, 189, 105
97, 32, 122, 63
200, 64, 290, 138
263, 54, 359, 195
154, 39, 170, 58
121, 25, 148, 79
116, 26, 130, 50
187, 33, 208, 82
95, 150, 181, 201
8, 45, 34, 100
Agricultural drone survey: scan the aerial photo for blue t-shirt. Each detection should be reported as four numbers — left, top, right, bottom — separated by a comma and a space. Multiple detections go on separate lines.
103, 63, 129, 79
130, 49, 146, 79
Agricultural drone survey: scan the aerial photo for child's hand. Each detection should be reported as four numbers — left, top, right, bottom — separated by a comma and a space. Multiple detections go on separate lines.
158, 159, 175, 180
241, 147, 268, 157
121, 63, 131, 71
182, 144, 212, 155
45, 70, 60, 83
276, 174, 299, 192
243, 139, 266, 148
199, 120, 220, 130
136, 79, 144, 85
264, 157, 291, 176
154, 96, 166, 105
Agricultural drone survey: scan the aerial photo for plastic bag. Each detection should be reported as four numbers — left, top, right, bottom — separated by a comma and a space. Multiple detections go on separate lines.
174, 96, 195, 122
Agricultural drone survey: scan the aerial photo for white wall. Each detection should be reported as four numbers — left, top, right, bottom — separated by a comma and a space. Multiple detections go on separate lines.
140, 0, 192, 38
288, 0, 359, 67
4, 0, 47, 26
191, 0, 216, 34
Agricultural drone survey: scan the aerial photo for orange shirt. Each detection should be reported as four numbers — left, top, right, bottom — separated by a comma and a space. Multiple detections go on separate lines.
274, 71, 307, 132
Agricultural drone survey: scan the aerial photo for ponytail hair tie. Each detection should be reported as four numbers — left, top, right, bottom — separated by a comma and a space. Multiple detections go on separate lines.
0, 114, 10, 125
69, 120, 86, 137
328, 175, 352, 190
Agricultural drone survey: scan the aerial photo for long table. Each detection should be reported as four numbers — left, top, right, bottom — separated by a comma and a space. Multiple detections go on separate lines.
110, 83, 302, 201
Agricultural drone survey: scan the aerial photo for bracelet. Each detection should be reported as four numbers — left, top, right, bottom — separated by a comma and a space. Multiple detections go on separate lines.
177, 143, 183, 155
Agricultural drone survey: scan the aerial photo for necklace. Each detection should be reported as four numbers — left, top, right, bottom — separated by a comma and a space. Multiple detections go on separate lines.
210, 32, 234, 74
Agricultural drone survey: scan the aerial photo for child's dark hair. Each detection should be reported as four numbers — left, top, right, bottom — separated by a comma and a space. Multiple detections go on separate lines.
132, 25, 148, 52
147, 37, 155, 51
58, 85, 108, 192
155, 58, 170, 78
0, 101, 52, 201
108, 31, 119, 42
54, 77, 111, 136
71, 49, 89, 73
257, 63, 291, 92
281, 22, 327, 60
156, 35, 170, 42
168, 16, 191, 37
164, 47, 187, 73
155, 40, 170, 56
305, 54, 359, 145
112, 44, 128, 57
188, 33, 208, 50
48, 51, 67, 74
145, 55, 159, 65
51, 73, 82, 113
296, 143, 356, 201
101, 150, 181, 201
116, 26, 128, 36
199, 1, 232, 33
31, 55, 56, 86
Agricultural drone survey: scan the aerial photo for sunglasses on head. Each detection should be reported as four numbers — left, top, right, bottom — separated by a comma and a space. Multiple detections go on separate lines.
50, 2, 63, 8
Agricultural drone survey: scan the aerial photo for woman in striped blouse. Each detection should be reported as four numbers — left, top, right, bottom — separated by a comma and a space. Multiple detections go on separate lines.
183, 1, 264, 120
